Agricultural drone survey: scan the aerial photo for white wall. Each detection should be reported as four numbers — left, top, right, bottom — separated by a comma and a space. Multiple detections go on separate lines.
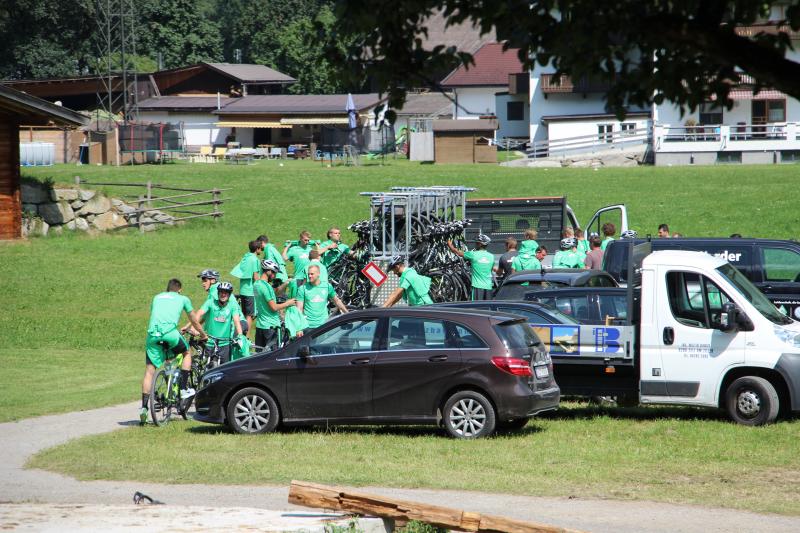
139, 110, 229, 147
495, 93, 529, 140
454, 86, 503, 119
548, 117, 650, 141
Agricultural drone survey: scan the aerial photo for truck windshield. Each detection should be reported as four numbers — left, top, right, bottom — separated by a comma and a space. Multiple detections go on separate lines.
717, 264, 793, 325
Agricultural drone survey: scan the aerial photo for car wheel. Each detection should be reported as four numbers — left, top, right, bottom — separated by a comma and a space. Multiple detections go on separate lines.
725, 376, 779, 426
226, 387, 280, 434
443, 391, 496, 439
496, 417, 529, 432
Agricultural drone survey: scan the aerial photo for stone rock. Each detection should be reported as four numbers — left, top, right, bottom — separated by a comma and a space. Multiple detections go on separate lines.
77, 195, 111, 216
51, 188, 79, 201
86, 214, 96, 222
142, 223, 156, 232
79, 189, 96, 201
71, 200, 85, 209
21, 182, 50, 204
568, 159, 596, 168
39, 201, 75, 225
92, 211, 119, 231
116, 203, 137, 215
37, 219, 49, 237
51, 225, 63, 235
74, 217, 90, 231
526, 159, 562, 168
66, 220, 76, 230
22, 203, 38, 215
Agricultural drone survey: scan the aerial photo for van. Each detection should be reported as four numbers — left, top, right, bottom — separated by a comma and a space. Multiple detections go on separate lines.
603, 238, 800, 319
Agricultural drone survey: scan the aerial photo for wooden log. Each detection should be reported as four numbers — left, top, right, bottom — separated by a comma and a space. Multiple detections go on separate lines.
287, 481, 581, 533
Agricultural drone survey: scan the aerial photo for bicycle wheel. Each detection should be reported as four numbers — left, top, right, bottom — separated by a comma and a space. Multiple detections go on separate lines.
149, 369, 174, 426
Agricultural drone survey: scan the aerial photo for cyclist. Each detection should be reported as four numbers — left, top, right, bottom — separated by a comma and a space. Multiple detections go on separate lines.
448, 234, 494, 300
297, 249, 329, 285
141, 278, 205, 424
254, 259, 296, 350
297, 264, 348, 330
600, 222, 616, 251
621, 229, 638, 239
231, 240, 261, 335
283, 230, 316, 277
320, 227, 351, 267
188, 281, 243, 366
197, 269, 221, 301
553, 237, 584, 268
383, 256, 433, 307
256, 235, 289, 284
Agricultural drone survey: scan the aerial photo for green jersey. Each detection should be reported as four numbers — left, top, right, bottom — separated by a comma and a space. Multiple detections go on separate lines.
231, 252, 260, 296
518, 239, 539, 254
254, 279, 280, 329
463, 249, 494, 290
399, 267, 433, 306
320, 240, 351, 267
200, 297, 239, 346
577, 239, 590, 255
147, 291, 192, 336
601, 237, 615, 251
553, 250, 584, 268
298, 259, 329, 285
207, 282, 242, 315
298, 282, 336, 328
264, 243, 288, 282
511, 252, 541, 271
287, 244, 313, 276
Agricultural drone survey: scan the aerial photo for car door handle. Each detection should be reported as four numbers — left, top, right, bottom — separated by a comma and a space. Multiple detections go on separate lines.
428, 355, 448, 362
350, 357, 371, 365
663, 327, 674, 345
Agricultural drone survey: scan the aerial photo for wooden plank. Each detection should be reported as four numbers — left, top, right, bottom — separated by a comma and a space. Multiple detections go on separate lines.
287, 481, 581, 533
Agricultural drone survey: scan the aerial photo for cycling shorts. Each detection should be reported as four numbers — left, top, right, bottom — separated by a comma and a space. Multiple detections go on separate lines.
145, 329, 188, 368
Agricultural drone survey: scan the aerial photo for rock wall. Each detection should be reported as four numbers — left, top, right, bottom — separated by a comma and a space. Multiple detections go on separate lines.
20, 181, 175, 238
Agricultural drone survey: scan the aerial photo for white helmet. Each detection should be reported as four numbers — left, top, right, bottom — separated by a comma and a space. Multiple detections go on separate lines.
560, 237, 577, 250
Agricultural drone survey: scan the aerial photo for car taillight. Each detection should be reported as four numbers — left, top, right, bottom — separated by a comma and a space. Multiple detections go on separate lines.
491, 357, 533, 377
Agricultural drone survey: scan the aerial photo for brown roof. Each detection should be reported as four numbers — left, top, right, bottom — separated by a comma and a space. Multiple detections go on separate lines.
417, 10, 496, 54
139, 96, 232, 111
394, 92, 454, 117
433, 118, 498, 132
441, 43, 525, 87
203, 63, 296, 84
215, 94, 386, 114
0, 84, 87, 126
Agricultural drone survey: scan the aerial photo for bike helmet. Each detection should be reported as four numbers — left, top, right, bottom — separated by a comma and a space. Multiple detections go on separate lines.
560, 237, 577, 250
388, 255, 404, 269
261, 259, 280, 273
588, 231, 600, 239
197, 269, 220, 280
217, 281, 234, 293
621, 229, 638, 239
476, 234, 491, 245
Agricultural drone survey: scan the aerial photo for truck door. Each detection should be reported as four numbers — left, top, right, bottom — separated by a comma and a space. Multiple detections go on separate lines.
758, 245, 800, 320
583, 204, 628, 236
649, 270, 746, 406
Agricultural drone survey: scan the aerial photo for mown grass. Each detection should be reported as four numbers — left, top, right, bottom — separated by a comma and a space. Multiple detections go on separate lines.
28, 401, 800, 515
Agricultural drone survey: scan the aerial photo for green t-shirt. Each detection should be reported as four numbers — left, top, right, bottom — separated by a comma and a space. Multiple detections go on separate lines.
577, 239, 590, 255
601, 237, 615, 251
200, 297, 239, 346
320, 240, 351, 267
553, 250, 584, 268
298, 259, 329, 285
518, 239, 539, 254
511, 252, 542, 271
399, 267, 433, 306
298, 282, 336, 328
264, 243, 288, 282
232, 252, 260, 296
287, 245, 313, 276
147, 291, 193, 336
254, 279, 280, 329
207, 282, 242, 315
463, 249, 494, 290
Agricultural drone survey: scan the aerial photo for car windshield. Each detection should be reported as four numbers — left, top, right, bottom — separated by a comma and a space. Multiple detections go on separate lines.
716, 264, 792, 325
497, 280, 569, 299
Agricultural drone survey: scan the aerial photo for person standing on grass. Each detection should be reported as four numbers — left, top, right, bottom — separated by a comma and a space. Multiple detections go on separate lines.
231, 240, 261, 335
297, 249, 329, 285
553, 238, 584, 268
254, 260, 296, 350
185, 281, 243, 366
283, 230, 316, 278
320, 227, 351, 268
600, 222, 616, 251
256, 235, 288, 285
141, 278, 205, 425
512, 245, 546, 272
182, 269, 245, 337
383, 256, 433, 307
583, 236, 604, 269
518, 229, 540, 255
496, 237, 518, 281
575, 228, 590, 257
296, 265, 348, 331
448, 234, 495, 300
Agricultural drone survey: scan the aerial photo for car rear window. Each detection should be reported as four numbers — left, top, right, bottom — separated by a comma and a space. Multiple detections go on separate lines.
450, 323, 488, 348
496, 280, 569, 299
494, 320, 540, 351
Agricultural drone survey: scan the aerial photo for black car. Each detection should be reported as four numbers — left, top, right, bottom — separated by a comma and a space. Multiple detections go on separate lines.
494, 269, 618, 300
194, 307, 560, 439
523, 287, 629, 325
432, 300, 581, 326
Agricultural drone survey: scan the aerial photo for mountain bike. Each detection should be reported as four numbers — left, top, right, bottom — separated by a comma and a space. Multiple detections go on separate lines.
188, 334, 232, 390
149, 351, 190, 426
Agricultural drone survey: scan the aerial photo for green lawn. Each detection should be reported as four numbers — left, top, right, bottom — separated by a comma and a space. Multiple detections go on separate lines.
28, 401, 800, 516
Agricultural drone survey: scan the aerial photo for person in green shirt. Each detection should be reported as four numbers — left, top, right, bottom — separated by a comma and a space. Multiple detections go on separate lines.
448, 234, 495, 300
231, 240, 261, 334
320, 226, 352, 268
512, 245, 547, 272
601, 222, 616, 251
553, 238, 584, 268
296, 265, 348, 329
254, 259, 296, 350
141, 278, 205, 425
283, 230, 317, 278
518, 228, 540, 255
383, 256, 434, 307
576, 228, 590, 256
257, 235, 289, 283
186, 281, 243, 365
297, 249, 329, 284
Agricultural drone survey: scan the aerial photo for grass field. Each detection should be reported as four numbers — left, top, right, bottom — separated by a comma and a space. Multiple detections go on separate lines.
28, 401, 800, 516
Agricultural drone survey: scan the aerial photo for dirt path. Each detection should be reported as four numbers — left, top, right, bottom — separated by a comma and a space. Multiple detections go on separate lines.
1, 403, 798, 533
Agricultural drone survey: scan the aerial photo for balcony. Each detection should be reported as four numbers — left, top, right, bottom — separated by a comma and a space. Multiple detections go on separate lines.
654, 122, 800, 152
540, 74, 610, 94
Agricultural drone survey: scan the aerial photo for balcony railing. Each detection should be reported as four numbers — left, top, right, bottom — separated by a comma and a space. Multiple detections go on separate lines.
654, 123, 800, 152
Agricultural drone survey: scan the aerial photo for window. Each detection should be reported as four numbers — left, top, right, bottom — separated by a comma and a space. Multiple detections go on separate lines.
752, 100, 786, 124
620, 123, 636, 135
506, 101, 524, 121
281, 128, 292, 138
666, 272, 732, 329
309, 319, 377, 355
536, 295, 591, 320
450, 323, 487, 348
762, 248, 800, 282
388, 318, 447, 350
699, 103, 723, 125
598, 124, 613, 143
598, 295, 628, 321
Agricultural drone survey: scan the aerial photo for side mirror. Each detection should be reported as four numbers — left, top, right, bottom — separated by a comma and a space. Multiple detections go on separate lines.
297, 345, 310, 358
718, 302, 739, 332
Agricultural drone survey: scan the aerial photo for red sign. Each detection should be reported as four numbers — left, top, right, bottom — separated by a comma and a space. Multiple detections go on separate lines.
361, 261, 388, 287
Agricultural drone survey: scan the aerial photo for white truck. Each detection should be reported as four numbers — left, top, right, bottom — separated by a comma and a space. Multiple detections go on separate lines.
534, 242, 800, 425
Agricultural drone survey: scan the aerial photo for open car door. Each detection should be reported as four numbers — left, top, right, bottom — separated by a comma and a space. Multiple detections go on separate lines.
582, 204, 628, 236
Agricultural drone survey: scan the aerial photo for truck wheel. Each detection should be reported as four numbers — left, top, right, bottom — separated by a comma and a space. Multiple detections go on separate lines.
725, 376, 779, 426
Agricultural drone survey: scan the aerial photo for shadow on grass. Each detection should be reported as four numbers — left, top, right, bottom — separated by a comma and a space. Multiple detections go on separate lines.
541, 403, 728, 423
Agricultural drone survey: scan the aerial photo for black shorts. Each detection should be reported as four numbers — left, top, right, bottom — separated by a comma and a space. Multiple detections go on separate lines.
204, 343, 232, 365
255, 327, 280, 351
238, 295, 255, 318
472, 287, 492, 301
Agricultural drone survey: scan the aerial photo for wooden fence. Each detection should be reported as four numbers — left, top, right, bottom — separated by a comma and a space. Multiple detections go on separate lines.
74, 176, 229, 232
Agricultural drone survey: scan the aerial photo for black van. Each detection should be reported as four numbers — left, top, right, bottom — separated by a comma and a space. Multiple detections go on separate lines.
603, 238, 800, 319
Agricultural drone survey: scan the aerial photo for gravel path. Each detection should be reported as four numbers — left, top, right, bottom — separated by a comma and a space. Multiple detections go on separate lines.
1, 402, 798, 533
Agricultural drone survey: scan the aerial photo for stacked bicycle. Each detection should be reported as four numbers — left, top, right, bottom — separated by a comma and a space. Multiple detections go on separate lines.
410, 219, 472, 302
328, 220, 375, 308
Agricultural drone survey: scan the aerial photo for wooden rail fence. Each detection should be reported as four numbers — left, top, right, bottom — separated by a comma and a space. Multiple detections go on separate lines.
74, 176, 230, 232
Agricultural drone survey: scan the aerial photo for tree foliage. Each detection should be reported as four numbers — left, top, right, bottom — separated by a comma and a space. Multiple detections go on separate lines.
327, 0, 800, 115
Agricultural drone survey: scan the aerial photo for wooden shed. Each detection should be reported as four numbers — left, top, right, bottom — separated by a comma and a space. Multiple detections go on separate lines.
0, 85, 86, 240
432, 119, 498, 164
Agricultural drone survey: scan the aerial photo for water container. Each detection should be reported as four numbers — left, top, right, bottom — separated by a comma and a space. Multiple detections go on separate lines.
19, 142, 55, 166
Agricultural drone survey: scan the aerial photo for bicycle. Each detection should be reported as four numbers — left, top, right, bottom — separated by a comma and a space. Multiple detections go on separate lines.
149, 351, 190, 426
188, 334, 232, 389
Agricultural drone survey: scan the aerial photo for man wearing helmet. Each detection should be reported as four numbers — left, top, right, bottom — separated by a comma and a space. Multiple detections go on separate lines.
254, 259, 297, 350
383, 257, 433, 307
448, 234, 495, 300
553, 238, 584, 268
188, 281, 243, 365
